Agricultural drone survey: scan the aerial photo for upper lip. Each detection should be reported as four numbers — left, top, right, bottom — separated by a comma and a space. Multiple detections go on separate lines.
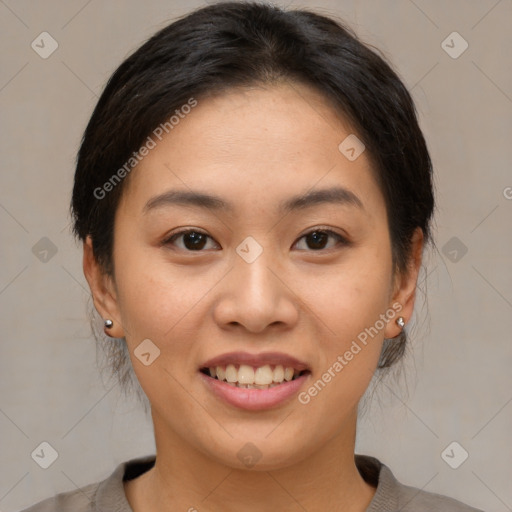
200, 351, 310, 372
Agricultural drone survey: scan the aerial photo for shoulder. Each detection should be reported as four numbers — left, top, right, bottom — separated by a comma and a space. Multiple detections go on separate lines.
355, 454, 485, 512
394, 477, 485, 511
17, 482, 99, 512
18, 455, 156, 512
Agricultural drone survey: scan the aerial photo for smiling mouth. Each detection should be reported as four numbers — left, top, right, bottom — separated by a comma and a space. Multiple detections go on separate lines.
200, 364, 311, 389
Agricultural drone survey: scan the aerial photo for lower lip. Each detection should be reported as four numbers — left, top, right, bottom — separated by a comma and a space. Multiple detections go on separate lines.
199, 372, 310, 411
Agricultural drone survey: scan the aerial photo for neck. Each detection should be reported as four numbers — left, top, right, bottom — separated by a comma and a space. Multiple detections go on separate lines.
125, 408, 376, 512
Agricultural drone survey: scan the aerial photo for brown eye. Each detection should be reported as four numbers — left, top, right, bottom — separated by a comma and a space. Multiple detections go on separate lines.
164, 230, 219, 251
294, 229, 348, 251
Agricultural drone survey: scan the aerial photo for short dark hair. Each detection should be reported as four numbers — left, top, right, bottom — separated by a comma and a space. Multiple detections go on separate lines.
71, 1, 434, 388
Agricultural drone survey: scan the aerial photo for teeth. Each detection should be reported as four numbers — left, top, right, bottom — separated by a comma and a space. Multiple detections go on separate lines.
225, 364, 238, 383
205, 363, 303, 387
254, 365, 273, 385
238, 364, 255, 384
216, 366, 225, 381
273, 365, 284, 382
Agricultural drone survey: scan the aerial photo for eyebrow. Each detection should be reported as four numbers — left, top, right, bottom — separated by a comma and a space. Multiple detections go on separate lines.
142, 186, 364, 215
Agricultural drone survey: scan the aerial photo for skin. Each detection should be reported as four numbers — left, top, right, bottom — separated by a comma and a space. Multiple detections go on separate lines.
83, 81, 424, 512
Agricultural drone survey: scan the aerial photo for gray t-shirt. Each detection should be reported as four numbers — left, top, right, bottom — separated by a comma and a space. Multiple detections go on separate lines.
19, 453, 484, 511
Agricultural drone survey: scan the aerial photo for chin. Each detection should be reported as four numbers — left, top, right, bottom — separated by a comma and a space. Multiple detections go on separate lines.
202, 435, 312, 472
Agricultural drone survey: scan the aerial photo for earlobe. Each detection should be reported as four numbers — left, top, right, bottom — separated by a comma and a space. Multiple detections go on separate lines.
82, 236, 125, 338
384, 227, 424, 339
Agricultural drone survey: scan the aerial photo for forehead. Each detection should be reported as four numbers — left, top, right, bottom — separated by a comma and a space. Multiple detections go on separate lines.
118, 82, 384, 218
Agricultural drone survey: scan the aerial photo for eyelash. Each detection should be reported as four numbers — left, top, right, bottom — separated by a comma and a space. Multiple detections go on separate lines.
162, 227, 350, 252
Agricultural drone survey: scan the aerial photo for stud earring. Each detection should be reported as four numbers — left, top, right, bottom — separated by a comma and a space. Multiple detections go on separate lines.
396, 317, 405, 329
104, 319, 113, 329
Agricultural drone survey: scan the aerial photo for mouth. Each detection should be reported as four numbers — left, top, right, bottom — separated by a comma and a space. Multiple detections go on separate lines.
198, 351, 312, 409
200, 364, 311, 390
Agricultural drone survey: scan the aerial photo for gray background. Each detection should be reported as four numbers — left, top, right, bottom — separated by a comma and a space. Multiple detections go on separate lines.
1, 1, 511, 511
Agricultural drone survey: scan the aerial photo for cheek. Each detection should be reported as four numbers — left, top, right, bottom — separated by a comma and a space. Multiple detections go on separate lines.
113, 239, 195, 334
114, 256, 169, 339
112, 244, 225, 370
112, 252, 201, 402
297, 245, 393, 403
294, 261, 392, 436
304, 247, 392, 341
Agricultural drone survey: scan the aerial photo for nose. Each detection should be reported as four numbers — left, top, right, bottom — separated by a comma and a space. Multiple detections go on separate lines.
212, 248, 299, 334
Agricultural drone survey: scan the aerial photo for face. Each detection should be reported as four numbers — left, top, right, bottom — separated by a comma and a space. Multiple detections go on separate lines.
85, 82, 421, 471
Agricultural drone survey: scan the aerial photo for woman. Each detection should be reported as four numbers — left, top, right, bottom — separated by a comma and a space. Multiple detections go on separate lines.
22, 2, 483, 511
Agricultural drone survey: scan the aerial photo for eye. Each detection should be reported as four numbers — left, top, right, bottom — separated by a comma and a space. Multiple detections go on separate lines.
293, 228, 349, 251
163, 227, 348, 252
163, 229, 219, 251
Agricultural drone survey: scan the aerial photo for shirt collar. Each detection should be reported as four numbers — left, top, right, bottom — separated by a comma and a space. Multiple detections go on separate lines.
95, 453, 399, 511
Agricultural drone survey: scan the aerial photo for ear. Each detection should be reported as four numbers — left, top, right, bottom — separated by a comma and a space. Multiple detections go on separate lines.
83, 235, 125, 338
384, 227, 424, 339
